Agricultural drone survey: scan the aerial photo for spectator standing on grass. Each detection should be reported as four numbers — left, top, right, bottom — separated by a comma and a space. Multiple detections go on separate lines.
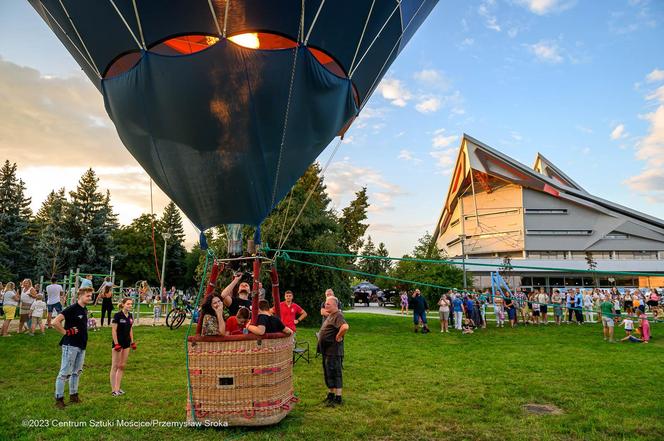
410, 289, 430, 333
19, 279, 37, 333
531, 292, 540, 325
320, 288, 337, 322
29, 294, 47, 335
639, 312, 650, 343
400, 291, 409, 315
52, 287, 93, 408
464, 295, 475, 327
504, 292, 516, 327
574, 289, 584, 324
46, 277, 65, 329
438, 293, 451, 333
537, 288, 549, 325
95, 284, 114, 327
152, 292, 161, 326
110, 298, 137, 396
565, 290, 574, 324
551, 289, 563, 326
600, 296, 616, 343
452, 294, 463, 331
278, 290, 307, 333
317, 296, 349, 407
2, 282, 19, 337
494, 292, 505, 328
584, 290, 594, 323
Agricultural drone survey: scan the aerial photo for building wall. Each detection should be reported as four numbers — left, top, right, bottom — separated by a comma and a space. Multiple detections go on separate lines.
437, 184, 524, 257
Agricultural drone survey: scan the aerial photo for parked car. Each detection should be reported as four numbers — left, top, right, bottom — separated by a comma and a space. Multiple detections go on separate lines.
378, 289, 400, 307
353, 289, 371, 306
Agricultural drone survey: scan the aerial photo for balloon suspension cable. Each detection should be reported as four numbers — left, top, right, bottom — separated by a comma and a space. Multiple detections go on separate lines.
149, 179, 162, 283
268, 2, 305, 212
275, 136, 344, 254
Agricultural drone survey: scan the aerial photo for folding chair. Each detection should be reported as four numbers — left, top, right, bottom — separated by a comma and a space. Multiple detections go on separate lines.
292, 340, 310, 365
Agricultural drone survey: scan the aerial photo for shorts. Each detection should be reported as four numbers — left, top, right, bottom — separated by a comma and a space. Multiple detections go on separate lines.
554, 306, 563, 317
540, 305, 548, 314
601, 316, 614, 328
413, 311, 427, 325
439, 310, 450, 322
47, 302, 63, 314
31, 317, 43, 326
647, 300, 658, 307
533, 310, 540, 317
3, 305, 17, 320
112, 339, 131, 349
624, 301, 632, 309
322, 355, 343, 389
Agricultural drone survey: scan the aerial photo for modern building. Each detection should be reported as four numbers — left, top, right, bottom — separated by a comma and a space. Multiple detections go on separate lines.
432, 134, 664, 291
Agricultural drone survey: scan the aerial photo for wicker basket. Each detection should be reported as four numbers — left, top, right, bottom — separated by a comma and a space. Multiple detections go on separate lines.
186, 332, 296, 426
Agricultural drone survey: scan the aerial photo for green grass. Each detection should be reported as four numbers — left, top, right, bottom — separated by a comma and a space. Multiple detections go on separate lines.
1, 314, 663, 441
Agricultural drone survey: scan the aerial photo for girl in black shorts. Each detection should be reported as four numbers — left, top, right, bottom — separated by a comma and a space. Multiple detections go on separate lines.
96, 285, 114, 326
110, 298, 136, 396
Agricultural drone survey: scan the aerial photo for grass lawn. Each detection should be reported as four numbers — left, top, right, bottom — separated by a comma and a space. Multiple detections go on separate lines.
1, 313, 663, 441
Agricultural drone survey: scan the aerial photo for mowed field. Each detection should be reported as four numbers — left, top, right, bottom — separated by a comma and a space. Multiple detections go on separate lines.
1, 313, 663, 441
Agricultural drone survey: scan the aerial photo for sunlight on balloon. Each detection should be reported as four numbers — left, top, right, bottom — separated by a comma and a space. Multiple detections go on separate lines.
228, 33, 260, 49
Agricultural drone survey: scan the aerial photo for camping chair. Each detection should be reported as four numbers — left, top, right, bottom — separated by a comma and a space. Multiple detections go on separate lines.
293, 340, 310, 365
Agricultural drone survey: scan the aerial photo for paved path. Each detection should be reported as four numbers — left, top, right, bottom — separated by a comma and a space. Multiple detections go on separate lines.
346, 303, 441, 319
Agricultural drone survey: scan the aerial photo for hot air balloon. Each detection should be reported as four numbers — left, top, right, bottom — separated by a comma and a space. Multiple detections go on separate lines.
27, 0, 439, 427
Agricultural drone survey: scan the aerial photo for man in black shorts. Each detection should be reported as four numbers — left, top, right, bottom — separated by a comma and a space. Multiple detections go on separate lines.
52, 287, 93, 408
318, 296, 349, 406
246, 300, 293, 336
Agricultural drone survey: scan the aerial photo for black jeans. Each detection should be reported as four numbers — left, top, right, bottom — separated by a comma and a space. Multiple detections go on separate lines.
101, 298, 114, 326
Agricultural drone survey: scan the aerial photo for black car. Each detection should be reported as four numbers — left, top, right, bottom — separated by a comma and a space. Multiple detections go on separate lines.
353, 289, 371, 306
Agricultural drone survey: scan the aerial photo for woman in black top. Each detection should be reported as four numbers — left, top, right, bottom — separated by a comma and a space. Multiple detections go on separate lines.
95, 285, 114, 326
110, 298, 136, 397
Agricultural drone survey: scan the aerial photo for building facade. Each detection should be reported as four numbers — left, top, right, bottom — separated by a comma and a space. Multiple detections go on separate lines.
432, 135, 664, 291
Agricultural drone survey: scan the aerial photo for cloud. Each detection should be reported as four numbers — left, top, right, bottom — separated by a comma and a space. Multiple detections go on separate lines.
398, 149, 422, 164
514, 0, 575, 15
415, 97, 441, 113
646, 85, 664, 103
0, 58, 135, 168
646, 68, 664, 83
460, 37, 475, 47
325, 159, 405, 213
432, 129, 459, 149
625, 71, 664, 202
478, 0, 501, 32
576, 125, 593, 134
377, 78, 412, 107
526, 40, 564, 64
413, 69, 450, 90
610, 123, 627, 140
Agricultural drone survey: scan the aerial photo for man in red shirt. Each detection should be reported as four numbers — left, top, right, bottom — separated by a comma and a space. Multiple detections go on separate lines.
279, 290, 307, 332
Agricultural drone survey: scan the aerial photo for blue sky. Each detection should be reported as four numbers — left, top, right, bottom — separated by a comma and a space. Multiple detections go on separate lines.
1, 0, 663, 256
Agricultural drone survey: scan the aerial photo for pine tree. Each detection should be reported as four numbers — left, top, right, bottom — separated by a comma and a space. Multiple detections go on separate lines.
113, 214, 161, 285
159, 201, 188, 288
0, 160, 33, 279
376, 242, 392, 275
358, 236, 382, 282
34, 188, 69, 277
339, 187, 369, 255
63, 169, 118, 275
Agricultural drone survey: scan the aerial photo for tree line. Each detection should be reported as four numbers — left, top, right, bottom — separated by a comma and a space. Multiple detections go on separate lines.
1, 160, 464, 313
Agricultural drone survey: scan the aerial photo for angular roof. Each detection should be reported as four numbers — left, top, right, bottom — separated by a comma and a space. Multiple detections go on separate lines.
433, 134, 664, 242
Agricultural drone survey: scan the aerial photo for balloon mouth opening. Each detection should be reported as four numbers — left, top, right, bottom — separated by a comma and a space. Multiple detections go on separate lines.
103, 32, 350, 81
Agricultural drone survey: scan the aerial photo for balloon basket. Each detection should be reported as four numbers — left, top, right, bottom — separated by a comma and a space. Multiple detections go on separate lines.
186, 333, 296, 427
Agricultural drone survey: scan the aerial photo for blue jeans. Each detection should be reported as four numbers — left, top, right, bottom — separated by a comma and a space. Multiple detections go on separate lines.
55, 345, 86, 398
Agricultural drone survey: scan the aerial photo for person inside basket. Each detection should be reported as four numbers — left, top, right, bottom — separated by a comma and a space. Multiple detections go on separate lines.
200, 295, 226, 336
225, 306, 250, 335
247, 300, 293, 336
221, 273, 252, 316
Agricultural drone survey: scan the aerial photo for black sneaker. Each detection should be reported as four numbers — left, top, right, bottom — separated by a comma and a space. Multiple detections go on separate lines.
323, 392, 334, 404
333, 396, 343, 406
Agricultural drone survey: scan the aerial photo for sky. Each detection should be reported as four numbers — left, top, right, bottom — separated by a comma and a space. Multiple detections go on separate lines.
0, 0, 663, 257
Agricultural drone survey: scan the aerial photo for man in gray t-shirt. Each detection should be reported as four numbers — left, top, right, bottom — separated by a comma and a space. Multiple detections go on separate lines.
46, 277, 64, 328
318, 296, 349, 407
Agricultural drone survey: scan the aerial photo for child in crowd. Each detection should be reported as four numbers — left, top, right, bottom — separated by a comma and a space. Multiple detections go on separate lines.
639, 313, 650, 343
153, 294, 161, 326
462, 318, 474, 334
88, 313, 98, 331
29, 293, 47, 336
620, 315, 634, 338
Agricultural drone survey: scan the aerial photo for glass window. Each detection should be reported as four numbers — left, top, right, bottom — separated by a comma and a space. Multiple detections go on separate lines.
549, 277, 565, 287
565, 277, 583, 287
520, 277, 532, 286
532, 277, 547, 287
582, 277, 595, 287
